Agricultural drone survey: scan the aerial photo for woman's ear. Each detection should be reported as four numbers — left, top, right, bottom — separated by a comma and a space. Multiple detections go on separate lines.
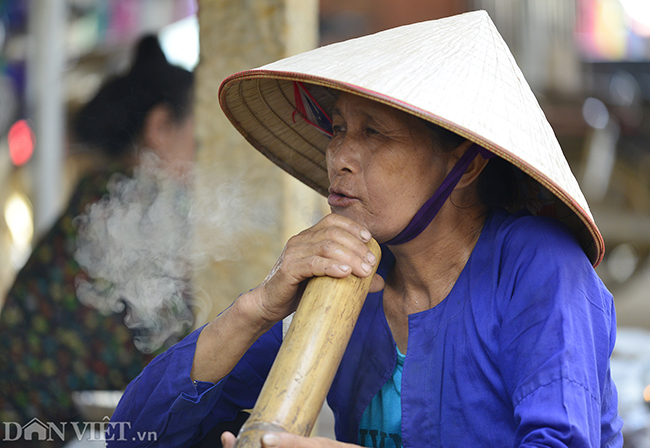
142, 104, 175, 152
456, 145, 490, 189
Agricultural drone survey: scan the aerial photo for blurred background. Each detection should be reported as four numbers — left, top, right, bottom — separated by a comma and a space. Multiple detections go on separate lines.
0, 0, 649, 446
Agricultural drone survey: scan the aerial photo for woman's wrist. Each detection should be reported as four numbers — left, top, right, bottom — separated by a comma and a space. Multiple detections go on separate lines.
191, 289, 277, 383
234, 287, 280, 338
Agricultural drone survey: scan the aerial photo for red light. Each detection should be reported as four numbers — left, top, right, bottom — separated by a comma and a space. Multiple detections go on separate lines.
8, 119, 35, 166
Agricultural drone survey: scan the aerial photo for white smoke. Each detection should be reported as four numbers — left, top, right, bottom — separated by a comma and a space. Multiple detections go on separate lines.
73, 152, 275, 353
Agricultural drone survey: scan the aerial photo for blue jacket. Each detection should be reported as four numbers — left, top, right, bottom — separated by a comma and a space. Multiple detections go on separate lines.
109, 210, 623, 447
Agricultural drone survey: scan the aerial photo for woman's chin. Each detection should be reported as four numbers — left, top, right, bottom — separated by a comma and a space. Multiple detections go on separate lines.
330, 206, 365, 224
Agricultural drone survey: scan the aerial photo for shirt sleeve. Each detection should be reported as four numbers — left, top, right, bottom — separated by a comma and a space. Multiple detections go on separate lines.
496, 217, 622, 448
107, 320, 283, 447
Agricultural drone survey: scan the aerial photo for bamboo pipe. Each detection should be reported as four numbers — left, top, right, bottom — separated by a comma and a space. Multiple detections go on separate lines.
234, 238, 382, 448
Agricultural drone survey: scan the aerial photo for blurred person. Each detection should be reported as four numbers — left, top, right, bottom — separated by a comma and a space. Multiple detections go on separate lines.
0, 34, 195, 445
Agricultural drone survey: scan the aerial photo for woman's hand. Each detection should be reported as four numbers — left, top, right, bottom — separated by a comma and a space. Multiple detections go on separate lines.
221, 431, 361, 448
246, 213, 382, 327
191, 213, 383, 384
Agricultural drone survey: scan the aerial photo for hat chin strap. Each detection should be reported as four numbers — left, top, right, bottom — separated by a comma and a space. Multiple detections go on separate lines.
385, 144, 495, 246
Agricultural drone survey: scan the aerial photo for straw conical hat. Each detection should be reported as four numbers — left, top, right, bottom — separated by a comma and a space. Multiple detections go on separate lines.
219, 10, 604, 266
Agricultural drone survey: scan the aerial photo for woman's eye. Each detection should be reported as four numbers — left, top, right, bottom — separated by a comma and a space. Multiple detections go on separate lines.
365, 127, 379, 136
332, 125, 345, 135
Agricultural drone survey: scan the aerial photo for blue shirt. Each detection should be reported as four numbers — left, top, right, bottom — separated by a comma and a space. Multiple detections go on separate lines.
109, 209, 623, 447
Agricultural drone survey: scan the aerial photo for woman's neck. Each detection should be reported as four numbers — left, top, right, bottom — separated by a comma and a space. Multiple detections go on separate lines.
385, 202, 487, 311
382, 203, 487, 353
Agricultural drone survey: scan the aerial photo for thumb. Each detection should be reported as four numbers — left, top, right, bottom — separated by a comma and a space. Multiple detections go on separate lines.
261, 433, 281, 447
369, 273, 385, 293
261, 432, 315, 448
221, 431, 237, 448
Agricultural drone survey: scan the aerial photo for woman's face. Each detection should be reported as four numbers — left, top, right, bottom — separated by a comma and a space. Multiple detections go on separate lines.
145, 107, 196, 182
326, 93, 450, 242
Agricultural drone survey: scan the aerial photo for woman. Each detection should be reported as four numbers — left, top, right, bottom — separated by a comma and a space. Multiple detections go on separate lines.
0, 34, 195, 444
109, 11, 622, 448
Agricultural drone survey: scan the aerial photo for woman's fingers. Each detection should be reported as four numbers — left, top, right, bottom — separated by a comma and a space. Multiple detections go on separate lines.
308, 215, 375, 263
221, 431, 237, 448
221, 431, 333, 448
286, 224, 377, 280
260, 432, 357, 448
310, 213, 372, 245
288, 244, 373, 280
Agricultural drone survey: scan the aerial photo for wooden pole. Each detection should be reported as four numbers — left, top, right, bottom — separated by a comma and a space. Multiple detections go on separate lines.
194, 0, 320, 324
235, 239, 382, 447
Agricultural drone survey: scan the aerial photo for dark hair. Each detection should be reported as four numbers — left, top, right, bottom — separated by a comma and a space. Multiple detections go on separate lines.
73, 35, 194, 158
422, 120, 519, 210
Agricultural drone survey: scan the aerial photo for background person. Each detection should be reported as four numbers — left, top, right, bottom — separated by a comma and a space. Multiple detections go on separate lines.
0, 34, 195, 446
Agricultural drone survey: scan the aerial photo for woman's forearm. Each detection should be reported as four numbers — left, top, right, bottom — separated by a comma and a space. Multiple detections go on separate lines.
191, 287, 275, 383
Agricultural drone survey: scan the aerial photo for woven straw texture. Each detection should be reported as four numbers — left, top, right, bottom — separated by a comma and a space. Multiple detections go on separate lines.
219, 10, 604, 266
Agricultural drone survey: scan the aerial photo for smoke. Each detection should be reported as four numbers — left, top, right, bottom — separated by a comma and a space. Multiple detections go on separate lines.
73, 152, 275, 353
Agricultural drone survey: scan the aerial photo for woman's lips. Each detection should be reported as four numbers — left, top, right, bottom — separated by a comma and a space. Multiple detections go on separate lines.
328, 191, 358, 207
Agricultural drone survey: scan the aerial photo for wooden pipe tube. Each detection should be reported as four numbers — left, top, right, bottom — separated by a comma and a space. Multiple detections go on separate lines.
234, 238, 382, 448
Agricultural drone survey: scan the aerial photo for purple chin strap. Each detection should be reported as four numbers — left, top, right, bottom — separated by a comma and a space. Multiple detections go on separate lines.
384, 143, 496, 246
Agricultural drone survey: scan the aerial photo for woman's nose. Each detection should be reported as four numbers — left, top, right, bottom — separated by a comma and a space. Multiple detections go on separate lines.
327, 135, 361, 175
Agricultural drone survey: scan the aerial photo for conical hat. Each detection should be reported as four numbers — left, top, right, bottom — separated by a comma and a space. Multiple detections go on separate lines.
219, 10, 604, 266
